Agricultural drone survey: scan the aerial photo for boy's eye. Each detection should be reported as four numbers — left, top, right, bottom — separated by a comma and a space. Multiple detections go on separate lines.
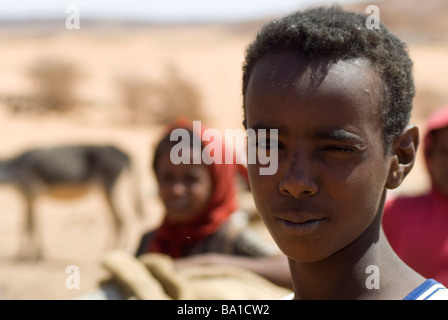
256, 138, 280, 149
252, 133, 282, 150
322, 146, 356, 155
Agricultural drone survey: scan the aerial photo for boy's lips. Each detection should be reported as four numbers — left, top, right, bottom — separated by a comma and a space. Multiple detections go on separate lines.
274, 212, 328, 236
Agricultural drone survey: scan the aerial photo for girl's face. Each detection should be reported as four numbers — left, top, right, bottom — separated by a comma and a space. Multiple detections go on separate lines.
428, 127, 448, 198
245, 53, 395, 262
156, 149, 213, 223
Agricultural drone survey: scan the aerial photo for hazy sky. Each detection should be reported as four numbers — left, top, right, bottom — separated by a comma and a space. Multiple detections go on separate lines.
0, 0, 371, 22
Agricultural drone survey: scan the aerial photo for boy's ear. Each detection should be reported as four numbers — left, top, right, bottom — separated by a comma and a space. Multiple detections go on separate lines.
386, 124, 420, 190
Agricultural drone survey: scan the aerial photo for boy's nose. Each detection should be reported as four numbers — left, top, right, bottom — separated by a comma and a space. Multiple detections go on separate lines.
279, 157, 318, 198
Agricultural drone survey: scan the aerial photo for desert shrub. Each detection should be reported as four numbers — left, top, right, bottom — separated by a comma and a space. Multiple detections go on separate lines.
155, 64, 204, 124
116, 64, 205, 125
116, 75, 163, 124
27, 57, 82, 113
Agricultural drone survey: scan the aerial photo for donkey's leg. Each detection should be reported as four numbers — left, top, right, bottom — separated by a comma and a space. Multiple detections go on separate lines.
18, 195, 42, 260
103, 185, 126, 250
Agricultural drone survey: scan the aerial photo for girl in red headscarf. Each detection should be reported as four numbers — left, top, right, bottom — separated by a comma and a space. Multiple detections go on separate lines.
135, 118, 292, 289
383, 105, 448, 286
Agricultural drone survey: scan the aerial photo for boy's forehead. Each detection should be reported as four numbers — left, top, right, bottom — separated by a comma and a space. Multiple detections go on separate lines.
250, 53, 378, 91
248, 53, 382, 107
245, 53, 384, 129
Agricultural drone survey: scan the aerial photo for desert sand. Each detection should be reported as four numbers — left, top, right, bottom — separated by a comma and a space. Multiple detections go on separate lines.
0, 1, 447, 299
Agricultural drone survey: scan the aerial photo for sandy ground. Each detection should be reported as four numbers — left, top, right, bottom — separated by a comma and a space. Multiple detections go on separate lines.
0, 22, 268, 300
0, 5, 447, 300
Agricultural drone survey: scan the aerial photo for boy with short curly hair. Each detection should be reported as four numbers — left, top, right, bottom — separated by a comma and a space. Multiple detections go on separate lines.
242, 5, 448, 299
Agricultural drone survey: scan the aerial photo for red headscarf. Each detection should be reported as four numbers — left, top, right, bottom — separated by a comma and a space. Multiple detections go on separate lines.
382, 106, 448, 286
147, 118, 244, 258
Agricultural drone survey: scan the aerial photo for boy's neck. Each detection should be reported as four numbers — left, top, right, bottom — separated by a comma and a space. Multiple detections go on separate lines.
288, 215, 425, 300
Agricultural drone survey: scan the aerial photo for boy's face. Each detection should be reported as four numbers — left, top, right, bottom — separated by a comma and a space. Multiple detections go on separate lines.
156, 150, 213, 223
245, 52, 392, 262
428, 127, 448, 198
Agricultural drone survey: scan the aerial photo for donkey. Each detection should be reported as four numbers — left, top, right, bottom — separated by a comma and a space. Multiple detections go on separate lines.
0, 144, 144, 260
